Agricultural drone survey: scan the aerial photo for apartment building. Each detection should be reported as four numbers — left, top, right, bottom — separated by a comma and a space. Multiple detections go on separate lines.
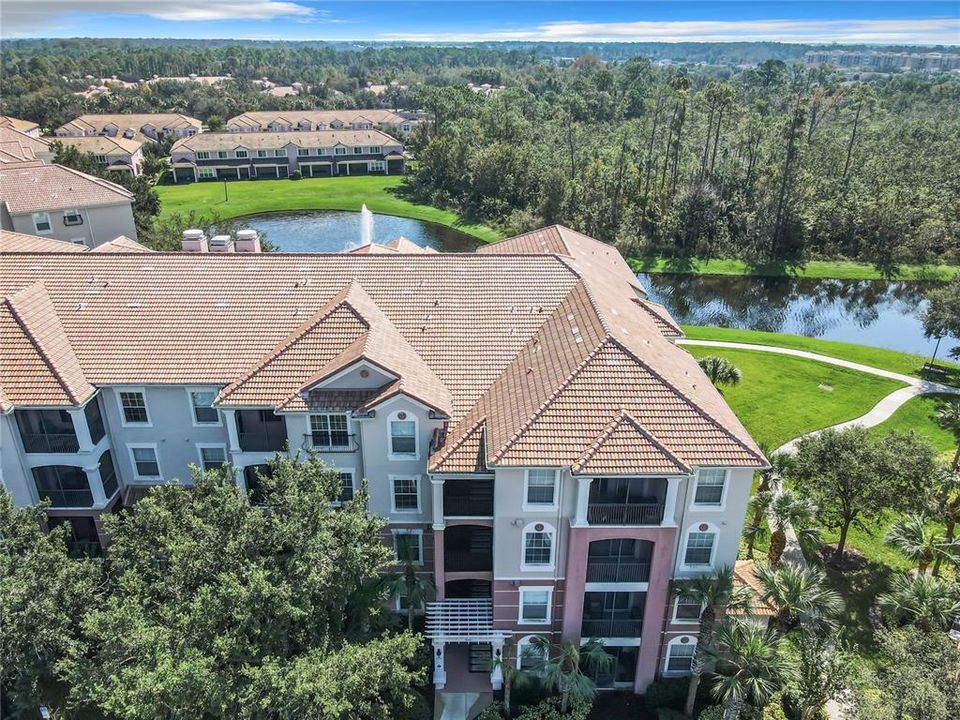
0, 225, 764, 699
226, 109, 416, 134
0, 162, 138, 247
168, 129, 405, 181
55, 113, 201, 141
52, 136, 146, 176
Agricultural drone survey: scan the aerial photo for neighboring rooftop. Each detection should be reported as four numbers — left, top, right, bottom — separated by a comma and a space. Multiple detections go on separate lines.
228, 109, 412, 128
0, 229, 88, 253
56, 113, 201, 136
53, 135, 145, 156
0, 162, 133, 214
347, 237, 438, 255
0, 116, 41, 135
171, 129, 401, 152
0, 127, 50, 164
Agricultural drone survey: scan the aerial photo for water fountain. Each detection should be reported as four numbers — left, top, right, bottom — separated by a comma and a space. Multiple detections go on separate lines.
360, 204, 374, 246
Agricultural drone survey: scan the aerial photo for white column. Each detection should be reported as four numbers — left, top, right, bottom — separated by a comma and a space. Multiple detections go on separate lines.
572, 477, 592, 528
84, 464, 108, 509
431, 477, 445, 531
662, 477, 681, 527
68, 408, 94, 452
223, 409, 240, 454
490, 639, 504, 690
433, 642, 446, 689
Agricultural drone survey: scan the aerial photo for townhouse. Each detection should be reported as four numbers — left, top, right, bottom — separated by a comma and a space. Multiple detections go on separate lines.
0, 162, 138, 246
0, 225, 764, 701
0, 115, 42, 137
169, 129, 405, 181
52, 136, 146, 177
226, 109, 416, 134
55, 113, 201, 141
0, 126, 55, 165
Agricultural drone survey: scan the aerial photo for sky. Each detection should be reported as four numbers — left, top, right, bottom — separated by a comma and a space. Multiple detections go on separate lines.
1, 1, 958, 45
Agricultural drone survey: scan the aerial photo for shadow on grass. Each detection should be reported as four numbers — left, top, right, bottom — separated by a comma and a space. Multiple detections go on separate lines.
386, 180, 492, 233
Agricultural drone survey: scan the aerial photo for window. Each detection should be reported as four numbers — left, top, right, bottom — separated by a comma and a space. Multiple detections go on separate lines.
367, 146, 381, 154
235, 149, 248, 158
84, 397, 105, 444
694, 469, 726, 507
217, 151, 228, 159
63, 209, 83, 226
198, 168, 216, 179
391, 475, 420, 512
129, 445, 160, 479
665, 637, 697, 673
33, 212, 52, 234
118, 389, 149, 425
310, 414, 350, 448
522, 522, 555, 569
683, 530, 716, 567
257, 149, 268, 158
94, 154, 108, 163
334, 146, 347, 155
401, 123, 411, 132
519, 587, 552, 624
188, 389, 219, 425
517, 636, 546, 671
196, 151, 210, 160
99, 450, 119, 499
525, 469, 558, 509
32, 465, 92, 507
336, 470, 355, 503
674, 596, 702, 623
198, 445, 227, 471
392, 530, 423, 564
369, 161, 385, 172
353, 146, 363, 155
389, 412, 417, 458
274, 149, 286, 157
298, 148, 309, 156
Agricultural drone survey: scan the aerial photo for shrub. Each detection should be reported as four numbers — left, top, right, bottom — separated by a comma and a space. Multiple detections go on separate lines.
289, 170, 302, 180
644, 677, 690, 710
697, 707, 724, 720
759, 694, 789, 720
476, 701, 505, 720
514, 697, 592, 720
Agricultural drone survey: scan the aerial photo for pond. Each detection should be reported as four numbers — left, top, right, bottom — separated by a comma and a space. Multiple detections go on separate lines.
243, 210, 480, 253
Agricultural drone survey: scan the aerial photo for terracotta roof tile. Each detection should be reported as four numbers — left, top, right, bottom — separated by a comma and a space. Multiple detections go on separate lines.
0, 229, 88, 253
171, 129, 400, 153
636, 299, 684, 338
732, 560, 777, 618
90, 235, 153, 253
573, 411, 690, 475
0, 163, 132, 214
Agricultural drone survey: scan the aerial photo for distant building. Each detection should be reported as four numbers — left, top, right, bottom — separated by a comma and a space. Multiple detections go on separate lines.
52, 136, 146, 177
0, 116, 41, 137
169, 129, 405, 182
366, 81, 409, 96
0, 161, 138, 247
0, 127, 54, 164
803, 49, 960, 72
466, 82, 506, 96
226, 109, 415, 134
145, 73, 232, 86
56, 113, 201, 141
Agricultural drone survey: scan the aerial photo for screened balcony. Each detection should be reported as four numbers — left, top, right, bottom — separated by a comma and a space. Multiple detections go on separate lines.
586, 539, 653, 583
443, 477, 494, 517
15, 409, 79, 454
236, 410, 287, 452
444, 525, 493, 573
32, 465, 92, 508
587, 477, 666, 525
581, 591, 646, 638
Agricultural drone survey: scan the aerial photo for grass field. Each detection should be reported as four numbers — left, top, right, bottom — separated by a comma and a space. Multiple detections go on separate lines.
629, 255, 960, 281
871, 392, 959, 454
155, 176, 502, 243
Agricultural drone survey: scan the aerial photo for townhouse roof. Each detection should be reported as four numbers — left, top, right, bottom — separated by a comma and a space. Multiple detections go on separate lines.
0, 229, 88, 253
53, 135, 144, 156
171, 129, 400, 153
0, 162, 133, 214
227, 109, 411, 128
731, 560, 778, 618
0, 226, 764, 470
56, 113, 201, 135
347, 236, 438, 255
0, 116, 41, 134
91, 235, 152, 253
0, 127, 50, 164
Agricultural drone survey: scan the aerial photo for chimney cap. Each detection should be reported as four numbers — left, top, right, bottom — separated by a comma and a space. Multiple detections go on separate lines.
182, 228, 205, 239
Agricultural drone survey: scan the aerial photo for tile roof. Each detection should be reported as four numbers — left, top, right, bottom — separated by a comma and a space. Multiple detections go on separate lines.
0, 127, 50, 164
171, 129, 400, 153
731, 560, 777, 618
637, 299, 684, 338
0, 229, 88, 253
228, 109, 411, 128
0, 282, 94, 411
54, 135, 144, 156
0, 162, 133, 214
347, 237, 437, 255
0, 116, 40, 134
57, 113, 201, 135
91, 235, 152, 253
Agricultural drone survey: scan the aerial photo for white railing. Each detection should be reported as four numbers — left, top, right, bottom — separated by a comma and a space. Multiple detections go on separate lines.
425, 599, 512, 643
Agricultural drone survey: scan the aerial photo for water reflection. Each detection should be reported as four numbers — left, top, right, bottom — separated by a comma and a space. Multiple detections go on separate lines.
638, 273, 941, 356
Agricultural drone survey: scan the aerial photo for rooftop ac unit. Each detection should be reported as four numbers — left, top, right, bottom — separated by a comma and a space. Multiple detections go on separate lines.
208, 234, 234, 253
235, 229, 261, 253
181, 229, 207, 253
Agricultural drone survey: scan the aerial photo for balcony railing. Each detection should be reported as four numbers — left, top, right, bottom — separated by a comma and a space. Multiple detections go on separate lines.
39, 489, 94, 508
444, 550, 492, 573
585, 561, 651, 583
303, 433, 358, 453
580, 618, 644, 638
21, 432, 80, 454
444, 494, 494, 517
587, 502, 664, 526
238, 427, 288, 452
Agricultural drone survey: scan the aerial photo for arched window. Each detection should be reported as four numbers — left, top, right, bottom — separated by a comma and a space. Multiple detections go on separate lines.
516, 634, 546, 671
664, 635, 697, 674
681, 522, 718, 569
387, 410, 418, 459
521, 522, 555, 570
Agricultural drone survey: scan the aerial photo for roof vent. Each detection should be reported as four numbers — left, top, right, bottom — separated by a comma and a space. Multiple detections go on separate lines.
181, 229, 207, 252
235, 229, 261, 253
208, 235, 235, 253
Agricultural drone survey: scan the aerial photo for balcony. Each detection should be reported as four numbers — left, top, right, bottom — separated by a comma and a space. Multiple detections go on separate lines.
586, 538, 653, 583
585, 560, 651, 583
444, 525, 493, 573
581, 591, 646, 638
580, 618, 644, 638
587, 477, 667, 526
444, 477, 494, 517
15, 409, 79, 454
236, 410, 287, 452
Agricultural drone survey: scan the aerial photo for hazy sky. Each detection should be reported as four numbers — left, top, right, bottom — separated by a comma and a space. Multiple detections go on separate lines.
2, 1, 958, 45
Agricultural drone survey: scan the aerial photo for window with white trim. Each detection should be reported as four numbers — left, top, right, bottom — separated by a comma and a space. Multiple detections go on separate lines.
310, 414, 350, 449
334, 146, 346, 155
335, 470, 355, 503
392, 529, 423, 564
118, 390, 149, 425
189, 389, 219, 425
519, 587, 551, 624
297, 147, 309, 156
674, 595, 702, 623
516, 635, 546, 671
196, 151, 210, 160
217, 151, 228, 159
198, 168, 216, 179
683, 530, 716, 567
388, 412, 417, 458
235, 149, 248, 158
63, 209, 83, 226
352, 146, 363, 155
522, 523, 555, 569
665, 637, 697, 673
33, 212, 52, 234
257, 149, 268, 158
93, 154, 107, 164
274, 149, 286, 157
369, 160, 385, 172
694, 469, 726, 506
525, 469, 558, 509
391, 475, 420, 512
130, 445, 160, 479
367, 146, 381, 154
198, 445, 227, 471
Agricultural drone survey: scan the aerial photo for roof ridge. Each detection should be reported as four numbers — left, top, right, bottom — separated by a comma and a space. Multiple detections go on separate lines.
54, 163, 133, 198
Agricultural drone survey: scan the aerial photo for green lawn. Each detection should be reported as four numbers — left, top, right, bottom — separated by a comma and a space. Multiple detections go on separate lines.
871, 392, 959, 455
683, 346, 907, 449
155, 176, 502, 243
629, 255, 960, 281
681, 325, 960, 381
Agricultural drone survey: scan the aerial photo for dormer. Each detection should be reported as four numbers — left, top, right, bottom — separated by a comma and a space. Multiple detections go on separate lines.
304, 359, 396, 393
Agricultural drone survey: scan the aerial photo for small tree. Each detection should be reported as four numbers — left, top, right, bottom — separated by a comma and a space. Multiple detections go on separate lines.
785, 633, 855, 720
753, 562, 842, 632
744, 451, 795, 561
527, 637, 613, 714
675, 566, 753, 717
928, 466, 960, 575
790, 427, 938, 563
761, 490, 817, 566
936, 399, 960, 470
884, 513, 960, 575
921, 277, 960, 365
698, 355, 743, 387
877, 573, 960, 633
381, 538, 436, 631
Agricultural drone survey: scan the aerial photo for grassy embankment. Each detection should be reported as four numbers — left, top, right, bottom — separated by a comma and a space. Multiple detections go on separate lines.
155, 175, 502, 243
630, 255, 960, 281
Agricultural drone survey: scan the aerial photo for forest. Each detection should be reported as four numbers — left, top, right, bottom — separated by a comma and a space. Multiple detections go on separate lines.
1, 41, 958, 265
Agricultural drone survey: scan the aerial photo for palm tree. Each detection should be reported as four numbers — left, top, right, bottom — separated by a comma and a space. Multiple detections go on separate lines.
884, 513, 960, 575
765, 490, 817, 566
527, 637, 613, 714
675, 567, 753, 718
698, 356, 743, 387
705, 618, 793, 720
877, 573, 960, 632
929, 467, 960, 576
744, 451, 794, 560
380, 540, 435, 631
486, 641, 526, 717
753, 562, 842, 631
936, 398, 960, 471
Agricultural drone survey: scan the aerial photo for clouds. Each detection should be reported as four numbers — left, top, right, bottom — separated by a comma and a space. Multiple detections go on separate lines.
380, 18, 960, 45
1, 0, 315, 33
